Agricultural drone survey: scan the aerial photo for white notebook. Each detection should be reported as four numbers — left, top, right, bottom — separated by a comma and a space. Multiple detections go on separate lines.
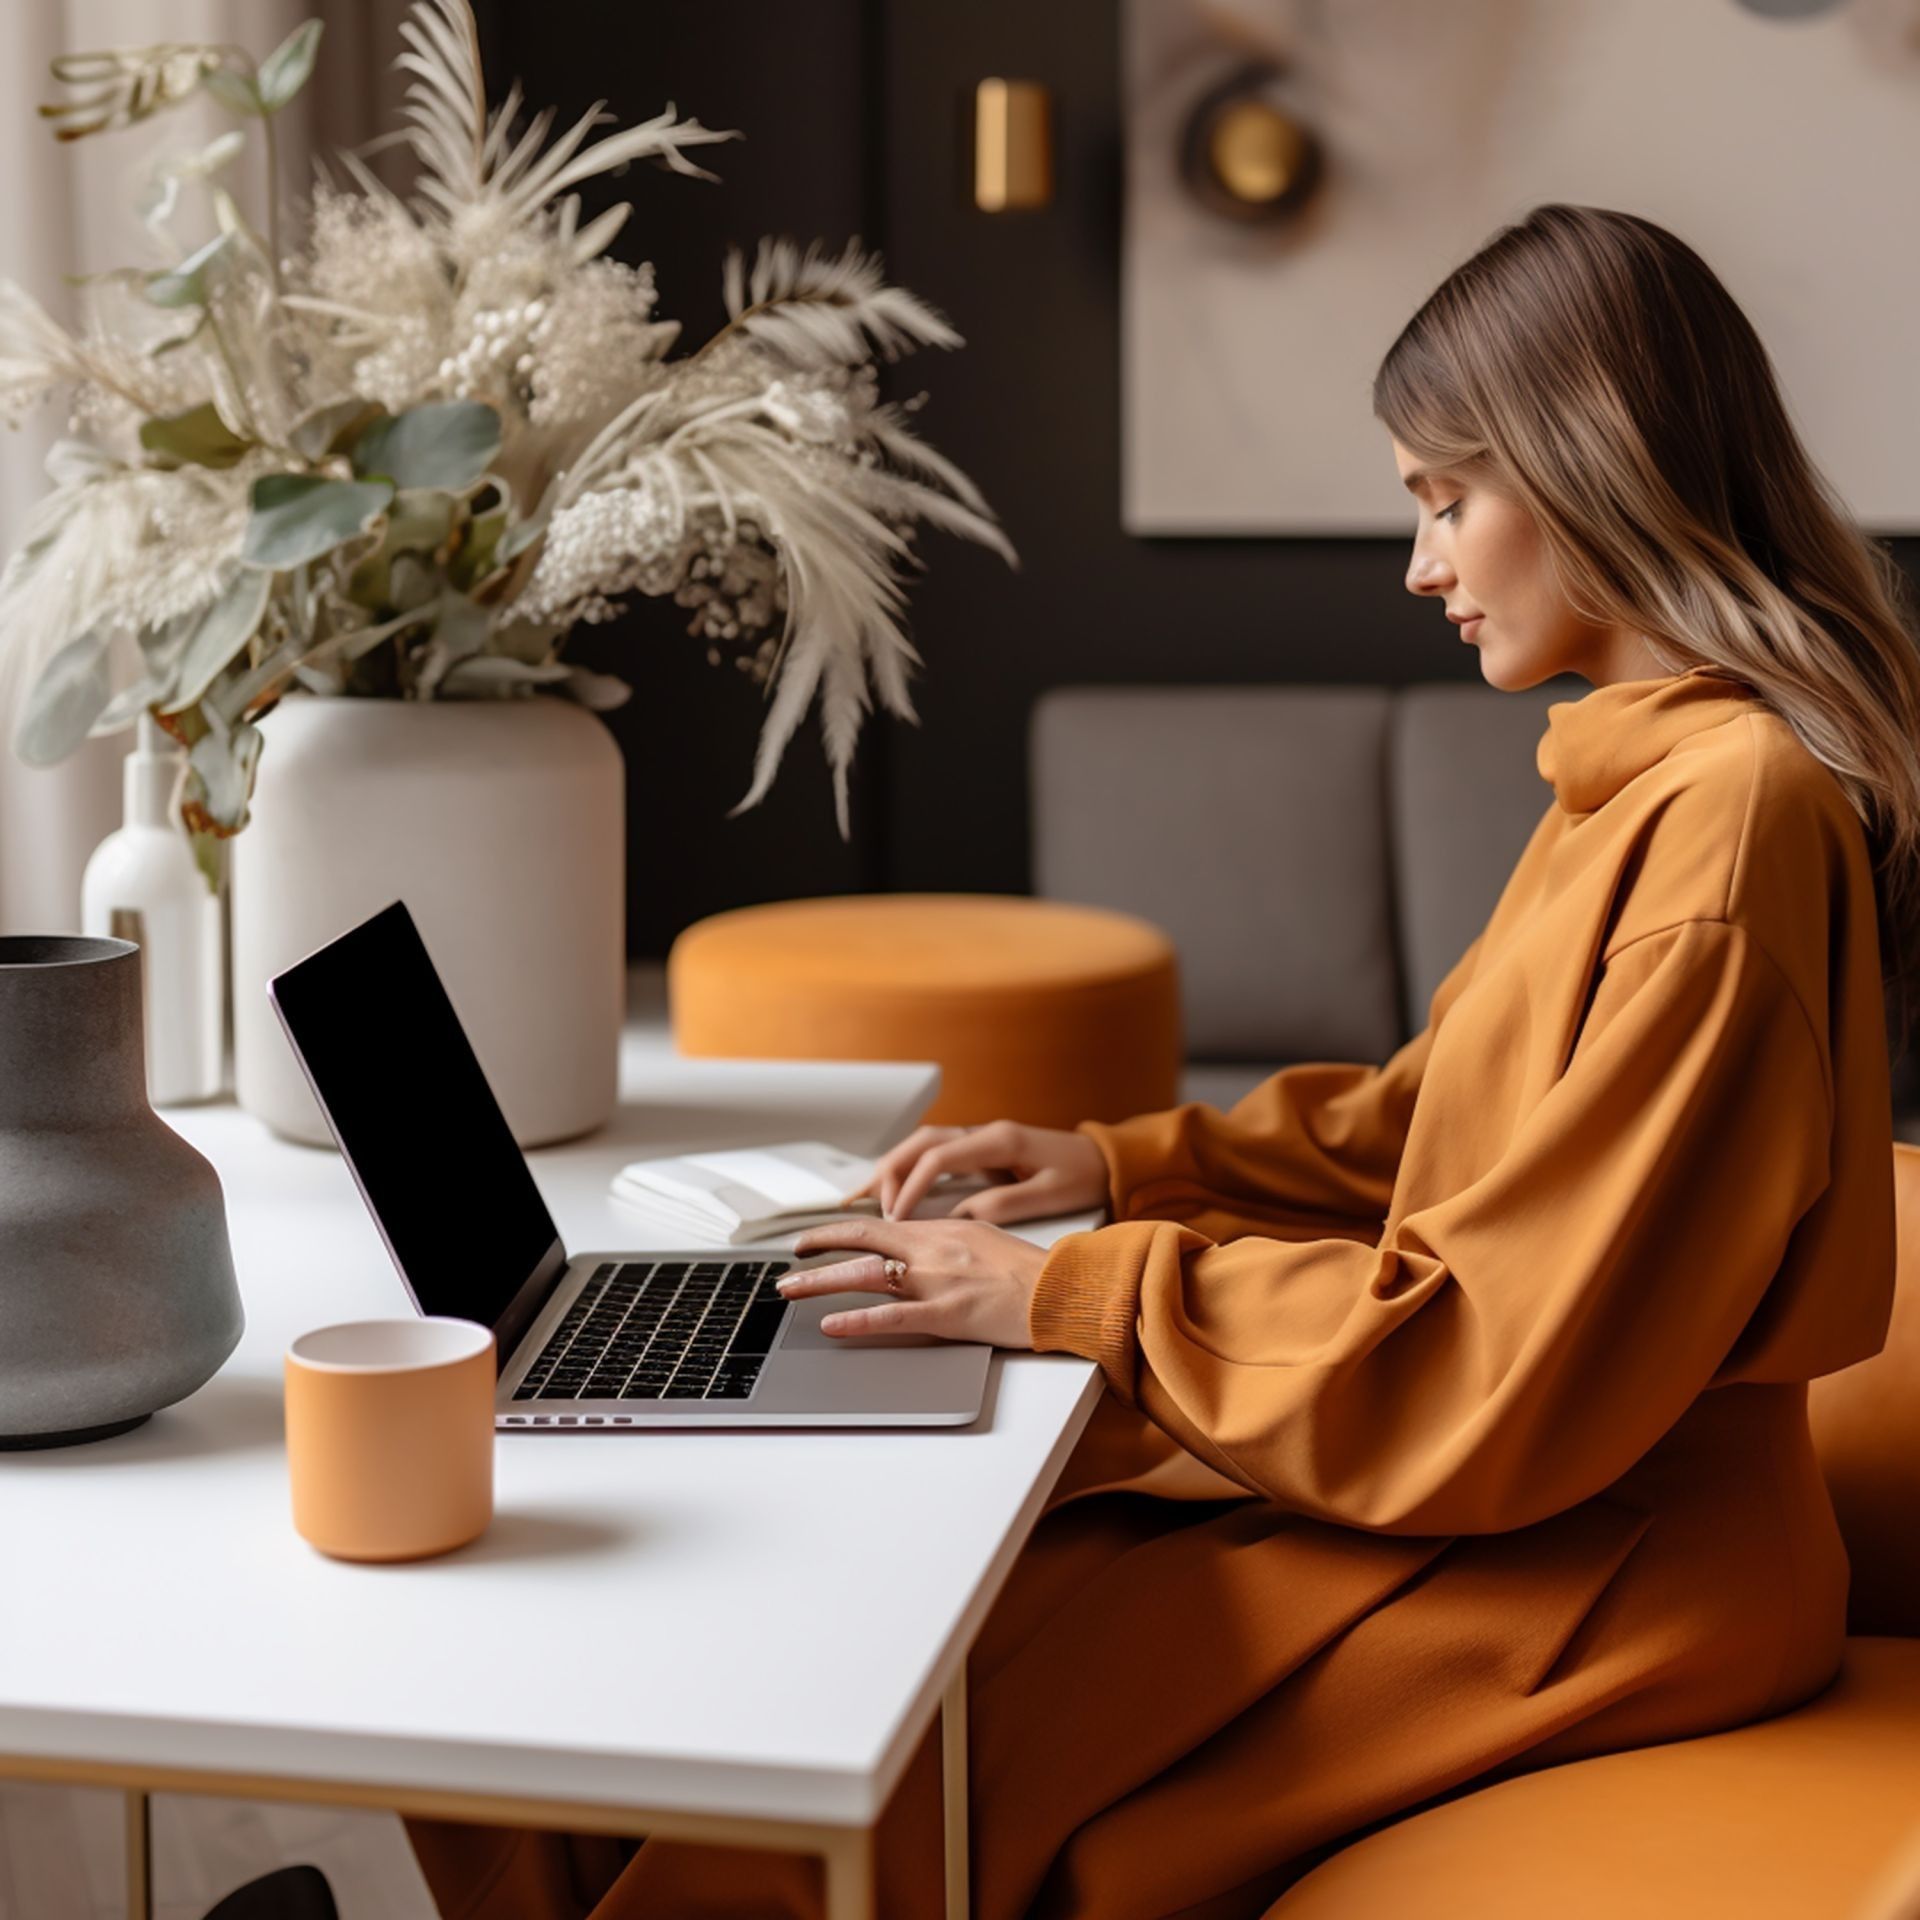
608, 1139, 996, 1246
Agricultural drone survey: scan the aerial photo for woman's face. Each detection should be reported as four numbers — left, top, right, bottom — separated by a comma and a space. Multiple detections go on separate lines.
1391, 437, 1661, 688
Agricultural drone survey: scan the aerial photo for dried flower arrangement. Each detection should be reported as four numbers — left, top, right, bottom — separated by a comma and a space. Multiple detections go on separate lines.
1, 1, 1012, 879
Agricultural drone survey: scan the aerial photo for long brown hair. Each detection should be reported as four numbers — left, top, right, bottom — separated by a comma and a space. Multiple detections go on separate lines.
1374, 201, 1920, 1056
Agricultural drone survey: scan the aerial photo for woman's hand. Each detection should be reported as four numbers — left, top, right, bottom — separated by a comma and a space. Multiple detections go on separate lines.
843, 1119, 1111, 1226
776, 1217, 1050, 1347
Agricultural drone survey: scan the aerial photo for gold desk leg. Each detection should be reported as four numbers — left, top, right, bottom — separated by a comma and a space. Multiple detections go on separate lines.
821, 1824, 874, 1920
125, 1788, 153, 1920
944, 1662, 970, 1920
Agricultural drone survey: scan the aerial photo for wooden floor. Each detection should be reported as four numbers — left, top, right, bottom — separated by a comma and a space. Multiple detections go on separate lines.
0, 1784, 438, 1919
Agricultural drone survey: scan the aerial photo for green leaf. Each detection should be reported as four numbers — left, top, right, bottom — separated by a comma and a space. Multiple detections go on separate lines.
136, 609, 200, 688
187, 712, 262, 829
347, 488, 458, 608
386, 488, 460, 554
352, 401, 501, 492
163, 568, 273, 713
188, 826, 224, 892
90, 678, 166, 737
440, 654, 571, 698
258, 21, 324, 112
14, 628, 111, 765
145, 231, 234, 309
414, 594, 491, 698
290, 397, 379, 462
555, 664, 634, 711
499, 514, 547, 561
203, 66, 264, 117
241, 473, 392, 570
139, 401, 251, 470
456, 506, 507, 588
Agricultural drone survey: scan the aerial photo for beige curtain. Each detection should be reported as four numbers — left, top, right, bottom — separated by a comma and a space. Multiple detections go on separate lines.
0, 0, 402, 934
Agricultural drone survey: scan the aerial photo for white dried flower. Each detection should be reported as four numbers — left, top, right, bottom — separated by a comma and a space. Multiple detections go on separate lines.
758, 377, 854, 446
0, 451, 256, 726
1, 0, 1013, 853
515, 460, 687, 624
301, 187, 452, 409
524, 259, 677, 428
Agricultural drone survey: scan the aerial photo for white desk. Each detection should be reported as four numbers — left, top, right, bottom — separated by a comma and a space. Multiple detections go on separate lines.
0, 996, 1106, 1919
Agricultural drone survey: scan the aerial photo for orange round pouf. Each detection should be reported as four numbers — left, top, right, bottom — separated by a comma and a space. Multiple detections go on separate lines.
667, 894, 1183, 1129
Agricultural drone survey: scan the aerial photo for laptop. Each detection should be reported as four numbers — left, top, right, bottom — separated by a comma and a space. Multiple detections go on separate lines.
268, 900, 991, 1429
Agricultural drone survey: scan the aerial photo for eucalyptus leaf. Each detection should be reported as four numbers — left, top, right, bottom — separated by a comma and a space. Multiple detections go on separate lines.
290, 397, 379, 462
203, 66, 264, 117
456, 506, 507, 589
138, 608, 200, 682
145, 231, 234, 309
414, 594, 491, 698
90, 677, 166, 736
555, 664, 634, 711
347, 488, 457, 608
387, 553, 442, 615
190, 826, 224, 893
161, 568, 273, 713
187, 713, 262, 829
258, 21, 324, 112
241, 473, 392, 570
292, 660, 345, 695
352, 401, 501, 492
14, 628, 111, 765
139, 401, 251, 469
387, 488, 459, 553
208, 630, 304, 725
338, 611, 427, 662
498, 514, 547, 561
439, 654, 570, 698
489, 619, 561, 667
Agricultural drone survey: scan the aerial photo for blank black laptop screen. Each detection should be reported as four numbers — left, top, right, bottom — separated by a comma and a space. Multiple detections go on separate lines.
268, 900, 561, 1335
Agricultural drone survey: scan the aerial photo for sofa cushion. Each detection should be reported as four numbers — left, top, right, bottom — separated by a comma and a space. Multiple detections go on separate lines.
1031, 686, 1402, 1064
1179, 1061, 1285, 1112
1389, 680, 1569, 1028
1266, 1637, 1920, 1920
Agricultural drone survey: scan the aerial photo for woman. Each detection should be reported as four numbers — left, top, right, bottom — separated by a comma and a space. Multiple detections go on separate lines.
408, 203, 1918, 1918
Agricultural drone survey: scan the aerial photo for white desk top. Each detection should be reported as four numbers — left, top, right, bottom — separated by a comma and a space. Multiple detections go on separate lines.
0, 1003, 1105, 1827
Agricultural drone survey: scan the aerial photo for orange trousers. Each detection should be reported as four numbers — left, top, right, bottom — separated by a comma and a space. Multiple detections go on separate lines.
406, 1384, 1836, 1920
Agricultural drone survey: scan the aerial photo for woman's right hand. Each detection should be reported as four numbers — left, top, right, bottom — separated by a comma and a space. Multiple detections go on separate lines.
844, 1120, 1112, 1226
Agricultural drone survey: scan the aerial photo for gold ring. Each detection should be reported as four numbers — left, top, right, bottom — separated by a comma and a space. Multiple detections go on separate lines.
882, 1257, 909, 1294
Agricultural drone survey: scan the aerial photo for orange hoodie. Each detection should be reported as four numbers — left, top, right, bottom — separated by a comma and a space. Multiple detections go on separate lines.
403, 667, 1905, 1920
1029, 665, 1895, 1536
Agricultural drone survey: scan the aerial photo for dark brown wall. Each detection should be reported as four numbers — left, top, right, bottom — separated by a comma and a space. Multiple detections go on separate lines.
475, 0, 882, 953
481, 1, 1920, 954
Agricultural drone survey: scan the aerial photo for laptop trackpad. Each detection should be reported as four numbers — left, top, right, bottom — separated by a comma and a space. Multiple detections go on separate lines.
778, 1291, 945, 1351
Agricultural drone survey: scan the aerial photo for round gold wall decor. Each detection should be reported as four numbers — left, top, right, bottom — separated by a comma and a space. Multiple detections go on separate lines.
1208, 97, 1311, 207
1179, 63, 1322, 225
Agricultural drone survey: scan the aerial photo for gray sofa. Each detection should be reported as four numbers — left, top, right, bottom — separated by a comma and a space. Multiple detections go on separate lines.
1030, 680, 1919, 1133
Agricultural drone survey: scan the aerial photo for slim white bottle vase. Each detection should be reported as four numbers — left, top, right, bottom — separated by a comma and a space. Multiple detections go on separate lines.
81, 716, 224, 1105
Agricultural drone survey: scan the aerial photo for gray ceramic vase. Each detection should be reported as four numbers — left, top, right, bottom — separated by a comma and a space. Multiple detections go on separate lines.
0, 935, 244, 1448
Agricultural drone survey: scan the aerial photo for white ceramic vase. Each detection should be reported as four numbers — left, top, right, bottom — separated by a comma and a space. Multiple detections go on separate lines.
231, 695, 625, 1148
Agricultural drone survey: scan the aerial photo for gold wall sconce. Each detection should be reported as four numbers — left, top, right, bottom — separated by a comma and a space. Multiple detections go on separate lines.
975, 78, 1053, 212
1179, 62, 1321, 225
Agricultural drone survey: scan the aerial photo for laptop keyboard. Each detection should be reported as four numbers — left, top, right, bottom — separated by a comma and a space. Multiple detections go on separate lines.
511, 1260, 793, 1404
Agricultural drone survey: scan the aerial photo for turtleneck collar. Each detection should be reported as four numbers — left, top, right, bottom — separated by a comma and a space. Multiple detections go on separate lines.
1536, 665, 1763, 815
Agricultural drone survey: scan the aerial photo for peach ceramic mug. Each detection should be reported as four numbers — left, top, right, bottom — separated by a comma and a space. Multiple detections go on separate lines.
284, 1318, 495, 1562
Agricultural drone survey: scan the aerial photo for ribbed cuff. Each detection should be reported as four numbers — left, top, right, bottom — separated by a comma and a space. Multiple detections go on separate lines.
1028, 1224, 1151, 1402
